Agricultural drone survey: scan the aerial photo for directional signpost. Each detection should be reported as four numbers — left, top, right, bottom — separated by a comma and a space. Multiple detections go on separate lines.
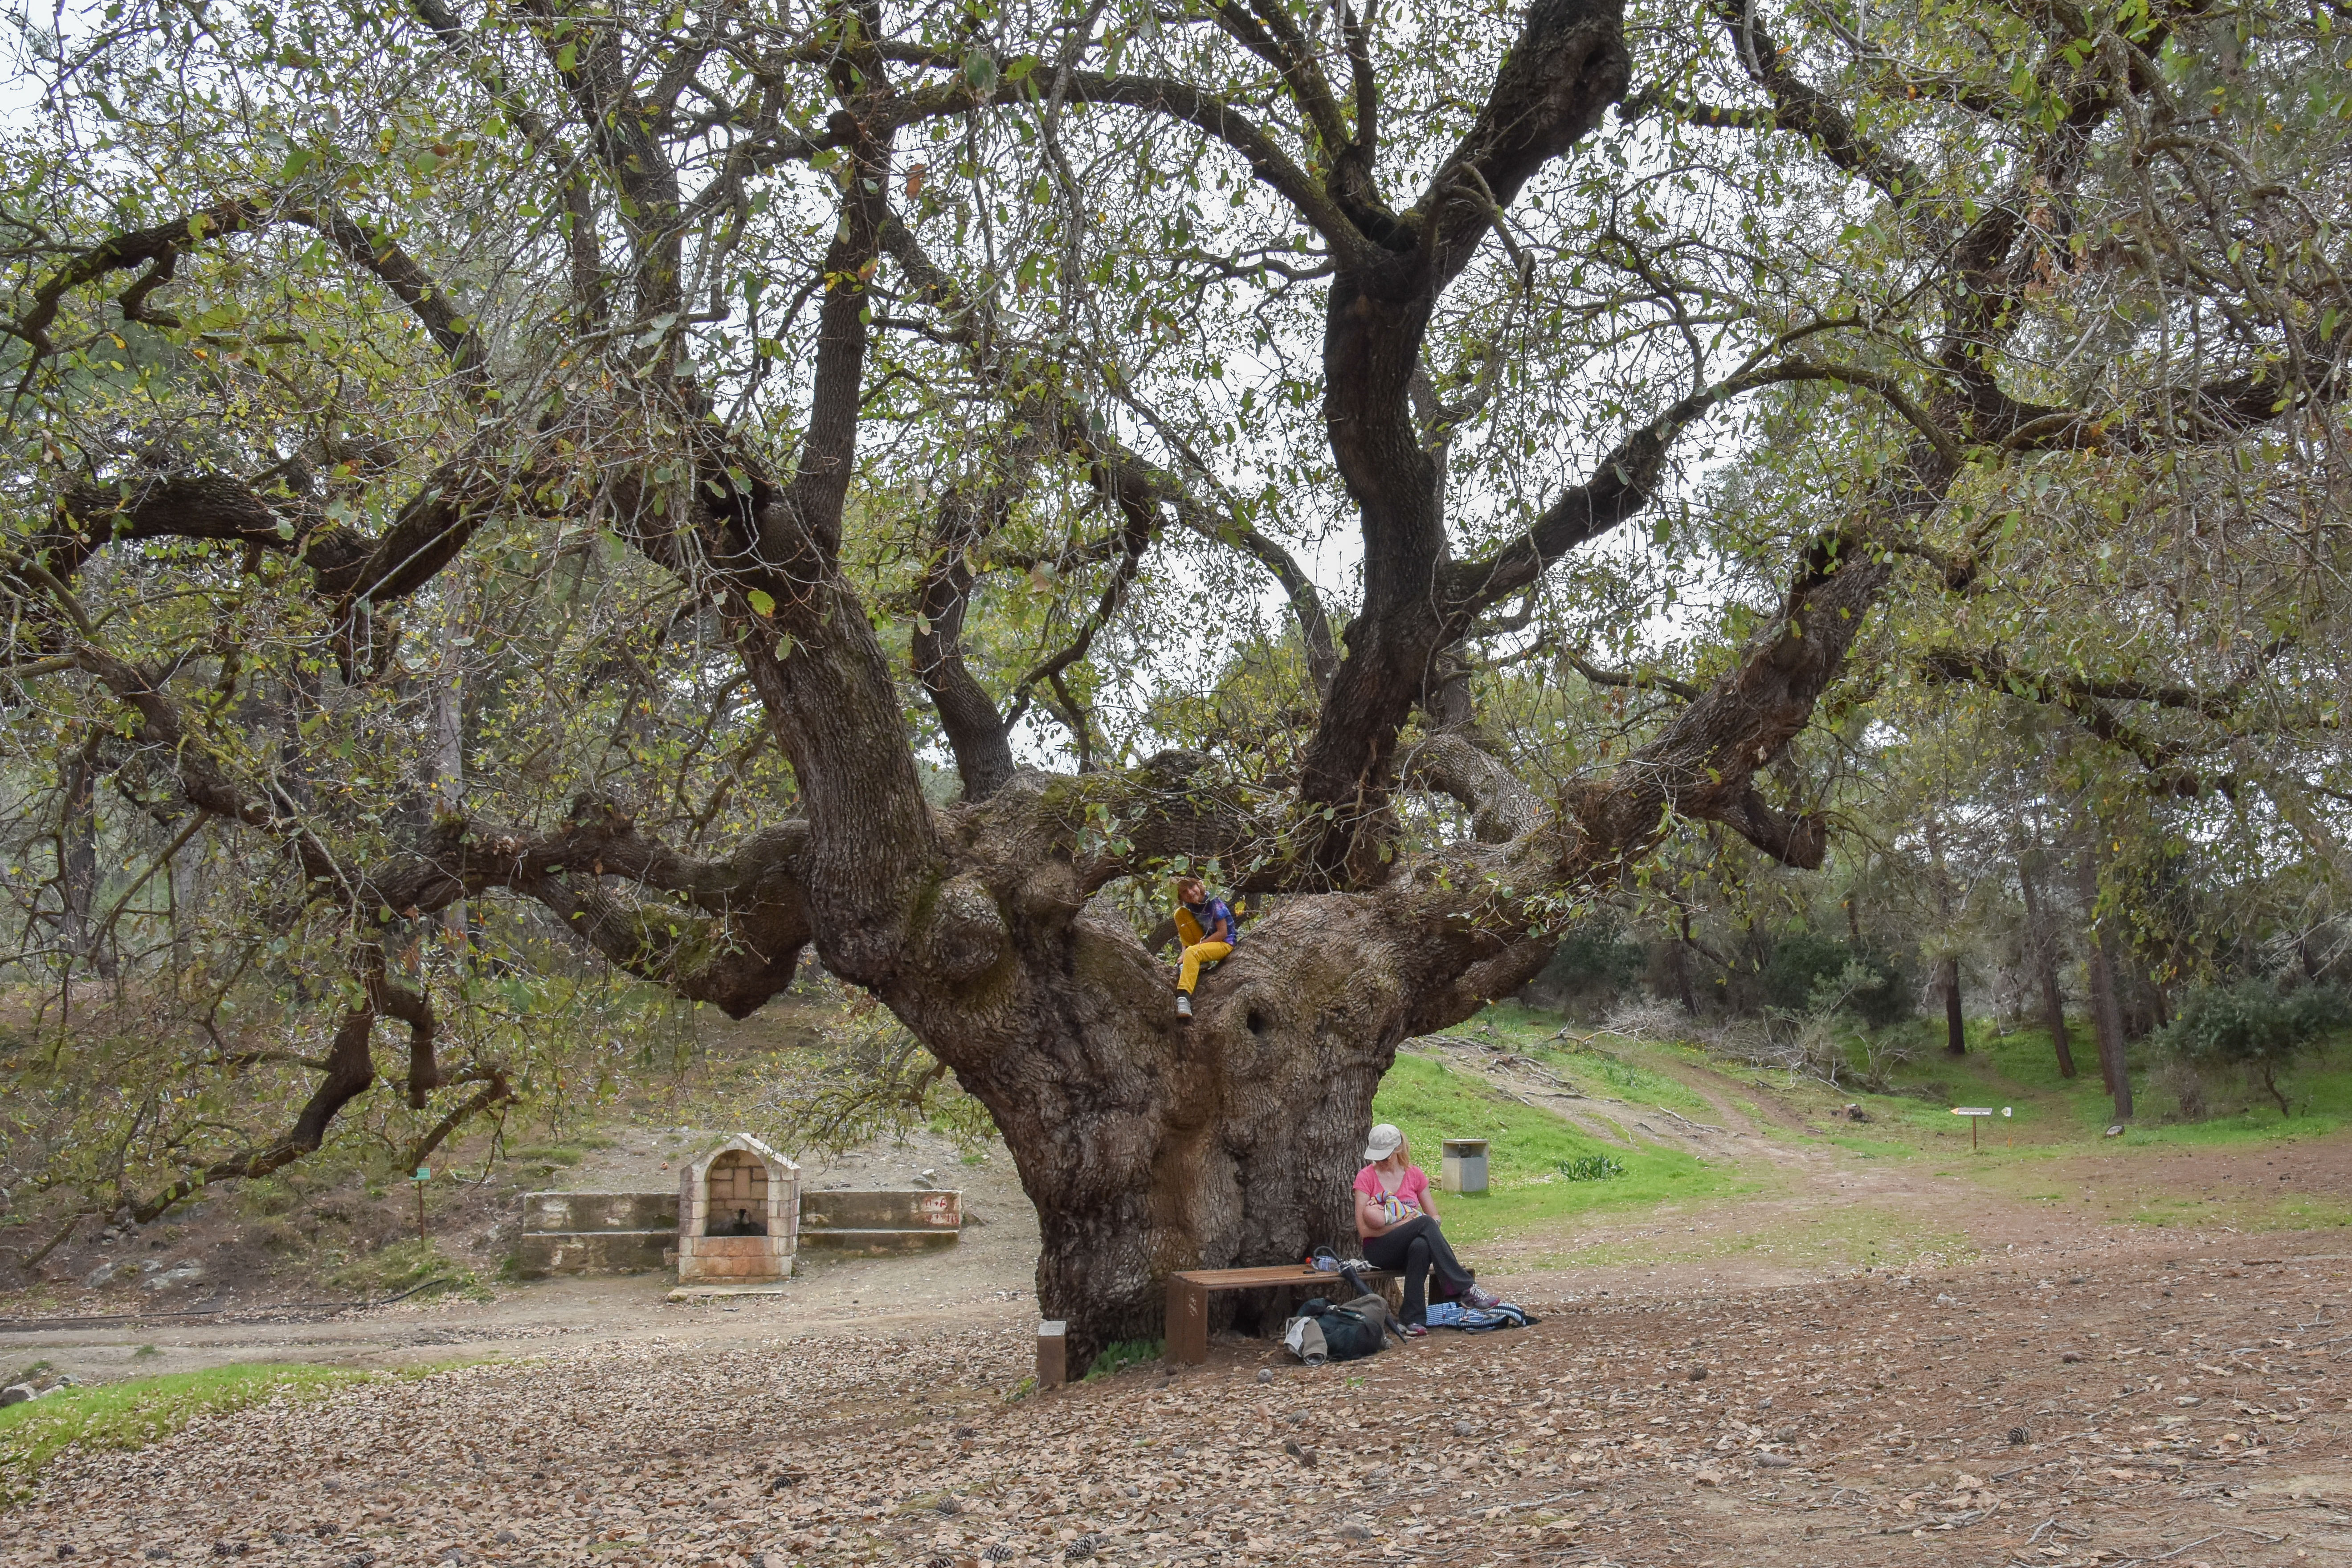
1953, 1107, 1994, 1151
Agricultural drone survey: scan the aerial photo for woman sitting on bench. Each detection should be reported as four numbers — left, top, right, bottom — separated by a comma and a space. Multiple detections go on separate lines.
1354, 1123, 1499, 1334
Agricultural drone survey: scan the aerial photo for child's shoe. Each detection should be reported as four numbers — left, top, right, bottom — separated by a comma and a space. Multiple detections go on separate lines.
1175, 993, 1193, 1020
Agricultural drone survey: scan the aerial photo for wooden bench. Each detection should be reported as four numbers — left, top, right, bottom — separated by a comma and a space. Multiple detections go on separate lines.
1164, 1263, 1399, 1365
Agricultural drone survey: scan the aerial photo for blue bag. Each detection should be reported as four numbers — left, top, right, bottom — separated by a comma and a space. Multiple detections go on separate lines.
1453, 1303, 1531, 1332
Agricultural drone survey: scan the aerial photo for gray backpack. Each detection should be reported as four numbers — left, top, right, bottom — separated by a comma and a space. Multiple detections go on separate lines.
1286, 1293, 1395, 1362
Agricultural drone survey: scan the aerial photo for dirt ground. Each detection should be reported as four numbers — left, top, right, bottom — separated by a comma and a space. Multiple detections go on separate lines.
4, 1226, 2347, 1567
0, 1127, 1047, 1389
7, 1084, 2352, 1565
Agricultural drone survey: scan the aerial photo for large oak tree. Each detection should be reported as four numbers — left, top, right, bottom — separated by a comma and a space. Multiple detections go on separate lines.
4, 0, 2344, 1348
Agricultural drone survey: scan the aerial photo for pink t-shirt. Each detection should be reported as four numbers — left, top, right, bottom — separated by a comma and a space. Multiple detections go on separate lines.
1354, 1162, 1429, 1218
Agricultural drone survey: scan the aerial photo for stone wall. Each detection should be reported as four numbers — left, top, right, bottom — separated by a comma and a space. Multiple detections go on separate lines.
515, 1168, 965, 1277
513, 1192, 678, 1278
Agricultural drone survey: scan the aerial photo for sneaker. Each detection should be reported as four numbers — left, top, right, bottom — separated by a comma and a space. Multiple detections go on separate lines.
1400, 1322, 1428, 1338
1175, 993, 1192, 1020
1464, 1285, 1501, 1310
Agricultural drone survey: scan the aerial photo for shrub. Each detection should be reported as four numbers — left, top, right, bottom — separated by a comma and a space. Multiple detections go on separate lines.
322, 1239, 478, 1300
2147, 1056, 2211, 1123
1763, 932, 1914, 1028
1526, 919, 1648, 1014
1556, 1154, 1626, 1182
2153, 981, 2348, 1117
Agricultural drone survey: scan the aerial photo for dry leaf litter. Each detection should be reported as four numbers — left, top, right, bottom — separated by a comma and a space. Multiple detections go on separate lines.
5, 1250, 2349, 1568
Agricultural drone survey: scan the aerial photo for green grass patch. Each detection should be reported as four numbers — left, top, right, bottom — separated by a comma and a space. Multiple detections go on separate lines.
1084, 1339, 1164, 1380
388, 1355, 511, 1380
321, 1239, 483, 1300
1849, 1021, 2352, 1152
0, 1364, 368, 1501
508, 1143, 587, 1176
1371, 1050, 1748, 1245
1536, 1207, 1976, 1276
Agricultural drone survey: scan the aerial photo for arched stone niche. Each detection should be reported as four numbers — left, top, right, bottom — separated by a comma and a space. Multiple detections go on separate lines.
676, 1134, 798, 1282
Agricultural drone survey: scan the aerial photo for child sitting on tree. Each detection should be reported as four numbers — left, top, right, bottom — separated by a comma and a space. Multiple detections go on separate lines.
1170, 876, 1237, 1021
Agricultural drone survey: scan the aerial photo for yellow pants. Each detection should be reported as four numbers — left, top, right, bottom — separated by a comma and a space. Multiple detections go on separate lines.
1174, 908, 1233, 996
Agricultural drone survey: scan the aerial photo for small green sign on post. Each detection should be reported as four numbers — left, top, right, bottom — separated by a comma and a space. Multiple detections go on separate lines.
413, 1166, 430, 1244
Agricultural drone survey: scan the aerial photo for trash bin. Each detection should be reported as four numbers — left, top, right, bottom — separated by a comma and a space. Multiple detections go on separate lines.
1441, 1138, 1490, 1194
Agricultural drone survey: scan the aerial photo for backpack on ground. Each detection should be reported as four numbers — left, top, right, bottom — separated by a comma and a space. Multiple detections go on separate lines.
1282, 1314, 1328, 1363
1289, 1294, 1388, 1361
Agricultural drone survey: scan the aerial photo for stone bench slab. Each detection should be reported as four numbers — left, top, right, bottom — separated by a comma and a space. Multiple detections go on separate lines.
515, 1231, 671, 1278
798, 1228, 962, 1256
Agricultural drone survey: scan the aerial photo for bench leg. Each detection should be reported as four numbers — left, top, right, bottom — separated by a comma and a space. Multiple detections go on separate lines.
1167, 1278, 1209, 1365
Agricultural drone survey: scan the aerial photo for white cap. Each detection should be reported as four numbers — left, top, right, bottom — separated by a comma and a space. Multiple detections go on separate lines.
1362, 1123, 1404, 1161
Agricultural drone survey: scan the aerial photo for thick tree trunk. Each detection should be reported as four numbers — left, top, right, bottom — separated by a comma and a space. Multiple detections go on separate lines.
892, 818, 1548, 1362
958, 910, 1399, 1352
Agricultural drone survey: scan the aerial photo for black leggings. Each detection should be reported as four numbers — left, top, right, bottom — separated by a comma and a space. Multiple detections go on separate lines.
1361, 1215, 1474, 1324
